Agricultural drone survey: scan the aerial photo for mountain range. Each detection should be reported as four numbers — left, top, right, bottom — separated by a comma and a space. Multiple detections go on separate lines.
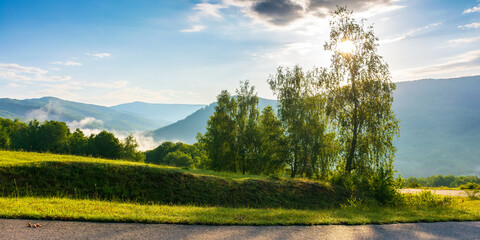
0, 97, 204, 132
1, 75, 479, 177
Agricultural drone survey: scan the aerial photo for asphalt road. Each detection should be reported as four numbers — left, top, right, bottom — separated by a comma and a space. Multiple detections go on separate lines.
1, 219, 480, 240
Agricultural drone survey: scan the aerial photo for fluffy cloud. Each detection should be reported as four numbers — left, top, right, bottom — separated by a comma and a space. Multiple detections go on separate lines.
250, 0, 304, 26
0, 63, 71, 82
219, 0, 402, 26
463, 4, 480, 14
51, 60, 82, 66
86, 53, 111, 58
458, 22, 480, 29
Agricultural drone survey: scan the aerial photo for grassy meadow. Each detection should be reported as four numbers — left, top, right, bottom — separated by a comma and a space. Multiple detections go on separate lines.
1, 150, 480, 225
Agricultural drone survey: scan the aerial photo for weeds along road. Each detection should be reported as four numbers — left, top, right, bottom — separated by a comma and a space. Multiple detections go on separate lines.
1, 219, 480, 240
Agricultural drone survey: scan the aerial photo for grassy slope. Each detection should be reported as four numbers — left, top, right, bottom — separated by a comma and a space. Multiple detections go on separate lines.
0, 150, 344, 209
2, 151, 480, 225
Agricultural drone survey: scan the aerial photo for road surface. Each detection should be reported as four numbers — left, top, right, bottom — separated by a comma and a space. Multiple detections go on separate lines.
1, 219, 479, 240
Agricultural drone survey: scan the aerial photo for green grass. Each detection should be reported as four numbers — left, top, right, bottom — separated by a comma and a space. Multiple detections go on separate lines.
3, 150, 479, 225
0, 150, 345, 209
0, 151, 270, 181
1, 196, 479, 225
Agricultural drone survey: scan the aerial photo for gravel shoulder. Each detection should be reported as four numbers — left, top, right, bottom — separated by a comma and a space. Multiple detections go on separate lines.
1, 219, 480, 240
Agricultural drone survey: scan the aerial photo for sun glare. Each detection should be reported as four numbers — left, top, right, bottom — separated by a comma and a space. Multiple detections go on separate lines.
337, 40, 355, 54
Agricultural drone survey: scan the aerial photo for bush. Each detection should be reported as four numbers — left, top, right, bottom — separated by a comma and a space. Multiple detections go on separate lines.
406, 181, 423, 188
459, 182, 480, 190
400, 190, 452, 207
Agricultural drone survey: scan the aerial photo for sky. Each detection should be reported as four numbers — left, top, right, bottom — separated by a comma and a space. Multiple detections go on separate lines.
1, 0, 479, 106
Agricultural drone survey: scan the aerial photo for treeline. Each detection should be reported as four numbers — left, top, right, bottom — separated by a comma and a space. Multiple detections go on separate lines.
405, 175, 480, 188
0, 117, 144, 161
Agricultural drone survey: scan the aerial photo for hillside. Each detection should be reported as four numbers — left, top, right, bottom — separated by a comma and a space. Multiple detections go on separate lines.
0, 97, 163, 131
393, 76, 480, 177
0, 150, 344, 209
111, 102, 205, 126
152, 98, 277, 143
151, 76, 480, 177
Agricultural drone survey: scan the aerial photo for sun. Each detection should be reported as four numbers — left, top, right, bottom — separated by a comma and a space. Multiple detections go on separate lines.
337, 40, 356, 54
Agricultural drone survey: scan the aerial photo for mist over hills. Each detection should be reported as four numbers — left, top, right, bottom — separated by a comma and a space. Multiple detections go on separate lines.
0, 97, 163, 131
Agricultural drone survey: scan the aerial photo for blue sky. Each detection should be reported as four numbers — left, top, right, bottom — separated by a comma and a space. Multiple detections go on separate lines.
1, 0, 479, 105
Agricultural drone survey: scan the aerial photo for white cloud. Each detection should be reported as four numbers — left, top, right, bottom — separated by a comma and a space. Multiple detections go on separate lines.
180, 25, 207, 32
448, 36, 480, 45
381, 22, 442, 43
86, 52, 111, 58
0, 63, 71, 83
6, 83, 23, 88
463, 4, 480, 14
393, 50, 480, 81
458, 22, 480, 29
192, 3, 226, 20
51, 60, 82, 66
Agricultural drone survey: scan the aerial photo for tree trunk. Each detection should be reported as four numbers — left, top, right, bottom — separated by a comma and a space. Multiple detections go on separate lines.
346, 66, 358, 174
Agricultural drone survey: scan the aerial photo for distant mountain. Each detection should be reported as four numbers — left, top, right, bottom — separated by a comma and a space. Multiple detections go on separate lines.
393, 76, 480, 177
111, 102, 205, 127
151, 98, 277, 143
0, 97, 163, 131
151, 76, 480, 177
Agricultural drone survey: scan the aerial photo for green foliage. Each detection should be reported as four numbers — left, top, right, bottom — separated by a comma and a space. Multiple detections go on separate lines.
400, 191, 452, 208
406, 181, 423, 188
257, 106, 287, 176
405, 175, 480, 188
268, 66, 334, 179
459, 182, 480, 190
200, 90, 238, 171
0, 117, 145, 162
145, 141, 206, 168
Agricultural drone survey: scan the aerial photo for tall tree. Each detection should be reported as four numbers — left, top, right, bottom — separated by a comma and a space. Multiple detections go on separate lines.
235, 80, 260, 174
268, 66, 330, 178
200, 90, 237, 171
257, 105, 287, 175
322, 7, 399, 176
